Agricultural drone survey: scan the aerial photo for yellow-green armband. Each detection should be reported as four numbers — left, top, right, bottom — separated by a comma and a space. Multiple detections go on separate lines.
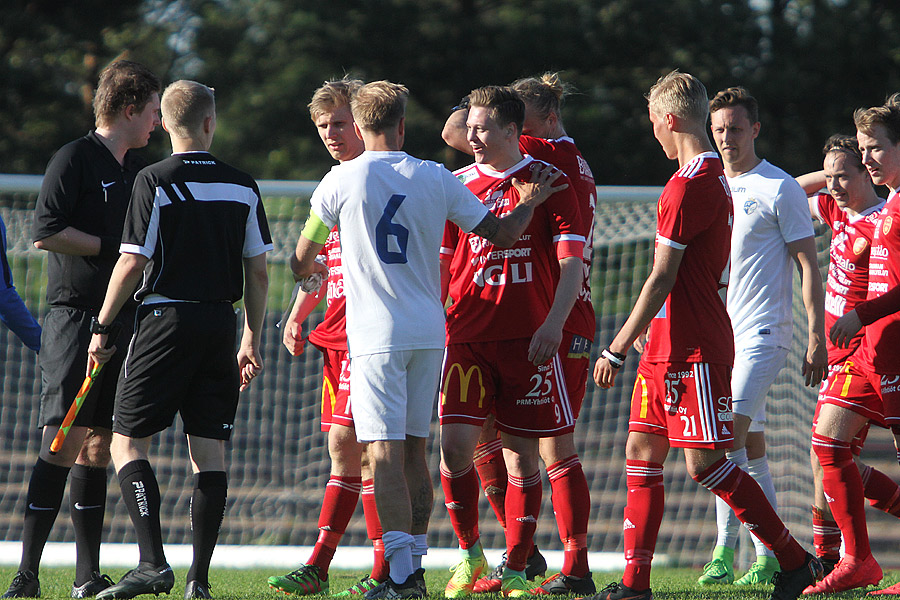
301, 211, 331, 245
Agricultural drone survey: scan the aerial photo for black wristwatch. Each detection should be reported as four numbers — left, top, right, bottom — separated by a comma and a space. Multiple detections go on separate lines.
89, 316, 112, 335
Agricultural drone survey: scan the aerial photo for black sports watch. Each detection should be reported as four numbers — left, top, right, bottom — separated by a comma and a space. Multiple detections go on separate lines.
89, 317, 112, 335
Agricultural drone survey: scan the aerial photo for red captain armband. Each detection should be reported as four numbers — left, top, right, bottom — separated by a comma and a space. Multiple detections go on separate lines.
601, 347, 626, 369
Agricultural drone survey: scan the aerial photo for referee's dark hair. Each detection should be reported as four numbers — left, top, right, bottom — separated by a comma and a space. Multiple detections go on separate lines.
93, 60, 161, 128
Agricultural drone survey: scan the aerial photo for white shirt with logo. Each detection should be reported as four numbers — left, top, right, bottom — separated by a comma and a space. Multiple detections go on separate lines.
726, 159, 814, 348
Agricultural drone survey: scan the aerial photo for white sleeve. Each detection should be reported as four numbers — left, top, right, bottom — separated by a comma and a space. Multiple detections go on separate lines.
776, 178, 816, 243
309, 169, 341, 229
442, 167, 489, 232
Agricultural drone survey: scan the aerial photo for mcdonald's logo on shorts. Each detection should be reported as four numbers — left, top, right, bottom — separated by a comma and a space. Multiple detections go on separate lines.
442, 363, 486, 408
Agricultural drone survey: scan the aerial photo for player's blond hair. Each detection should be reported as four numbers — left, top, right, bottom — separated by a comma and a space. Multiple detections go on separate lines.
854, 93, 900, 145
468, 85, 525, 133
161, 80, 215, 139
351, 81, 408, 132
308, 77, 363, 122
709, 86, 759, 124
93, 60, 161, 128
646, 70, 709, 124
511, 72, 574, 120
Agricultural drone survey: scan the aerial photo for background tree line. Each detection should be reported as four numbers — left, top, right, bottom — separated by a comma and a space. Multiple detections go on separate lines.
2, 0, 900, 186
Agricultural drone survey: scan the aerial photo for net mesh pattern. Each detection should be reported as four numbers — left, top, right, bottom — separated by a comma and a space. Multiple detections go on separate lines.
0, 183, 897, 568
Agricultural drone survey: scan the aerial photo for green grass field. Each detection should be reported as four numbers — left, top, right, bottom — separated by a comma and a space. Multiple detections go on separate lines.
3, 567, 897, 600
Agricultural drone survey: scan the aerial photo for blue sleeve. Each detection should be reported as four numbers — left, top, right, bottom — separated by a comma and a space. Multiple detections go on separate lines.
0, 287, 41, 352
0, 217, 41, 351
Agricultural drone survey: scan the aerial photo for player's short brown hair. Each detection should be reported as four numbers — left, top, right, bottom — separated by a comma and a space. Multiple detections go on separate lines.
161, 80, 215, 139
511, 72, 574, 120
468, 85, 525, 134
351, 81, 408, 132
308, 77, 363, 122
822, 134, 864, 169
646, 70, 709, 124
709, 86, 759, 124
93, 60, 161, 128
854, 93, 900, 145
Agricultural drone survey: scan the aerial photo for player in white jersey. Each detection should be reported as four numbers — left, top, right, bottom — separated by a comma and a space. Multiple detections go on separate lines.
290, 81, 567, 600
699, 87, 827, 587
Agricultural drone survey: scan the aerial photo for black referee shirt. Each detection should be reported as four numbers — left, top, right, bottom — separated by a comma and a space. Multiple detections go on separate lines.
122, 152, 272, 303
33, 131, 147, 310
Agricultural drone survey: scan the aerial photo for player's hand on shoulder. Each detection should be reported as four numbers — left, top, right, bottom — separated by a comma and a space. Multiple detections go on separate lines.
512, 163, 568, 207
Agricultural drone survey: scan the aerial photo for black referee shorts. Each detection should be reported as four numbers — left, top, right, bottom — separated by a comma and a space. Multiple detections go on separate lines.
38, 306, 135, 430
113, 302, 240, 440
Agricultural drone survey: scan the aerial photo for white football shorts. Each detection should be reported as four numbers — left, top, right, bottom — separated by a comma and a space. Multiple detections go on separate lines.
731, 343, 790, 433
350, 348, 442, 441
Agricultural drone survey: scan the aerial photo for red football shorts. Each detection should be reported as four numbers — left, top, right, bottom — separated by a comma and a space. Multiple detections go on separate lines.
439, 338, 575, 438
629, 360, 734, 449
817, 359, 888, 427
320, 347, 353, 431
559, 331, 592, 419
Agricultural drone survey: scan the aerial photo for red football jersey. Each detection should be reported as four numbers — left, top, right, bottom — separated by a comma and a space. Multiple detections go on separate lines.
307, 227, 347, 351
858, 191, 900, 373
815, 192, 883, 364
519, 135, 596, 341
642, 152, 734, 365
442, 156, 584, 344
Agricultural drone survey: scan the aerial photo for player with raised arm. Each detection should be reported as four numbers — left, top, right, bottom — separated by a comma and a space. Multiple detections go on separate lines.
0, 213, 41, 352
290, 81, 567, 600
268, 78, 390, 598
441, 75, 596, 596
4, 60, 161, 600
87, 80, 272, 600
795, 136, 900, 593
438, 85, 584, 599
699, 87, 827, 587
589, 70, 822, 600
822, 95, 900, 597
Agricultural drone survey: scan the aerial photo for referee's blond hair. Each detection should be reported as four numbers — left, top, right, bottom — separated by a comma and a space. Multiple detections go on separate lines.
161, 80, 215, 139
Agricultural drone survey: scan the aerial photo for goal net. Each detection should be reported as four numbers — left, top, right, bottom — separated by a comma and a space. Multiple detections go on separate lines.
0, 177, 896, 570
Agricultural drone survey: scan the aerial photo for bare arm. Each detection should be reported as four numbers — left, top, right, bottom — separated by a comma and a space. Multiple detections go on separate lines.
87, 252, 148, 367
796, 170, 826, 197
281, 285, 324, 356
290, 235, 328, 281
440, 259, 451, 306
788, 236, 827, 386
470, 164, 568, 247
238, 252, 269, 390
34, 226, 104, 256
529, 256, 582, 365
441, 108, 473, 155
593, 243, 684, 388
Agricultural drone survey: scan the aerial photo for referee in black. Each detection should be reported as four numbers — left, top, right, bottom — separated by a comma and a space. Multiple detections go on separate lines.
5, 60, 161, 600
87, 80, 272, 600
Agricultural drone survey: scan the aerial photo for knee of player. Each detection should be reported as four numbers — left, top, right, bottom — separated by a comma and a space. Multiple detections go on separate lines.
78, 430, 113, 467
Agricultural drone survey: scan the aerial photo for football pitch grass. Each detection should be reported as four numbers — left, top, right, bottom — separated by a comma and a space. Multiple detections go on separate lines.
4, 566, 898, 600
